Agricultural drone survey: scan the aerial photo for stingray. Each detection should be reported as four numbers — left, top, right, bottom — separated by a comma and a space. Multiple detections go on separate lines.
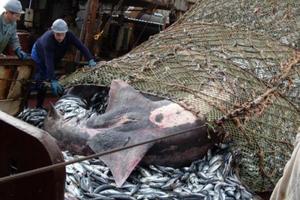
44, 80, 218, 186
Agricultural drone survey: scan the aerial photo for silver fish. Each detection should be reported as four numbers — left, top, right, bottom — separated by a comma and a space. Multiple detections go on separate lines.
64, 146, 255, 200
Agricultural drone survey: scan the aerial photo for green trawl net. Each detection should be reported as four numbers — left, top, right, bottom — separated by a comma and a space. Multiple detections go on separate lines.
61, 0, 300, 192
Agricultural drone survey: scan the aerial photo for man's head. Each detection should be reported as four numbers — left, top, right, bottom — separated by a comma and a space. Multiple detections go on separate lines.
51, 19, 68, 43
4, 0, 24, 23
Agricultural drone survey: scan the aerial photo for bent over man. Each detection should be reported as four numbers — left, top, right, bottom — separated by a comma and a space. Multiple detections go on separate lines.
30, 19, 97, 108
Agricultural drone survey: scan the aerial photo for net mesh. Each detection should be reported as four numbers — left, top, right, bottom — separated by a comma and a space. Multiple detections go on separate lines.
61, 0, 300, 192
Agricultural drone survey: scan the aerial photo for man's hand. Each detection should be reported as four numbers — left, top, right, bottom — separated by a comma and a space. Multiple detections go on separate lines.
15, 47, 29, 60
88, 59, 97, 67
50, 80, 64, 96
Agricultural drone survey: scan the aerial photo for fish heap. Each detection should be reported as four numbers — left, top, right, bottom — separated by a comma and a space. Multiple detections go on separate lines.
17, 108, 48, 128
17, 89, 109, 128
54, 90, 109, 121
54, 96, 89, 121
64, 146, 255, 200
17, 103, 256, 199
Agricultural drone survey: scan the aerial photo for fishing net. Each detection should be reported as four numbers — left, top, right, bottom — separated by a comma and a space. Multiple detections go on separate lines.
180, 0, 300, 110
61, 0, 300, 192
182, 0, 300, 49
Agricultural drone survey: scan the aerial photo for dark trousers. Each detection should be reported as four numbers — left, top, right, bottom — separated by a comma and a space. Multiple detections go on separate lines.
32, 78, 47, 109
28, 43, 48, 108
25, 69, 47, 109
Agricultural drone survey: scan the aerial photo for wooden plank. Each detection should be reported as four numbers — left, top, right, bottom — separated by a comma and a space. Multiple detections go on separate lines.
0, 66, 13, 99
0, 99, 22, 116
0, 58, 34, 114
7, 65, 32, 99
0, 57, 34, 66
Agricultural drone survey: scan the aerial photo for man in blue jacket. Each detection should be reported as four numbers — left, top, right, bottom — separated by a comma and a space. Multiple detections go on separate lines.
31, 19, 97, 108
0, 0, 28, 59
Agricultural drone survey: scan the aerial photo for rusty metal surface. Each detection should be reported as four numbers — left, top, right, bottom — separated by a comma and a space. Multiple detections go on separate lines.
0, 111, 65, 200
84, 0, 99, 51
0, 57, 34, 66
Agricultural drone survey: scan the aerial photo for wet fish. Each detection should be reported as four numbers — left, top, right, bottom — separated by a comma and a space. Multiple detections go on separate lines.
17, 108, 47, 128
64, 145, 255, 200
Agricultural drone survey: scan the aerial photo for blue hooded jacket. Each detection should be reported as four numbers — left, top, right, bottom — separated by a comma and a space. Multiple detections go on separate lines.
32, 30, 93, 80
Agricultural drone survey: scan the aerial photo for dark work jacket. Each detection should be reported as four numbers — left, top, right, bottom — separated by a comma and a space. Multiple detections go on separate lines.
34, 30, 93, 80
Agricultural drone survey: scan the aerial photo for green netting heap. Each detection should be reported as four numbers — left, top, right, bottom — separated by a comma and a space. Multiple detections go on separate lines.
61, 0, 300, 192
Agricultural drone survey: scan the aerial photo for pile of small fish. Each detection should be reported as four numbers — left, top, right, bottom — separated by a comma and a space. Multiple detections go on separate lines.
55, 95, 89, 121
54, 92, 108, 121
18, 90, 109, 128
89, 90, 109, 114
17, 108, 48, 128
64, 146, 255, 200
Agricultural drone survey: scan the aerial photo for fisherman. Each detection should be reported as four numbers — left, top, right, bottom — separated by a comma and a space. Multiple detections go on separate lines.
30, 19, 97, 108
0, 0, 28, 59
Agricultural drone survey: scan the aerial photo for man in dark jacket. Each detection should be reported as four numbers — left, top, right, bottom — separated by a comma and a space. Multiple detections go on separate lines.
30, 19, 96, 108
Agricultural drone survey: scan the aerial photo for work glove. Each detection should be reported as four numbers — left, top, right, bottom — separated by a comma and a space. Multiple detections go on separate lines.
50, 80, 64, 96
15, 47, 29, 60
88, 59, 97, 67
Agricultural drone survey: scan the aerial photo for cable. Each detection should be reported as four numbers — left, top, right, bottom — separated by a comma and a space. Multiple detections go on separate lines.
132, 3, 159, 48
